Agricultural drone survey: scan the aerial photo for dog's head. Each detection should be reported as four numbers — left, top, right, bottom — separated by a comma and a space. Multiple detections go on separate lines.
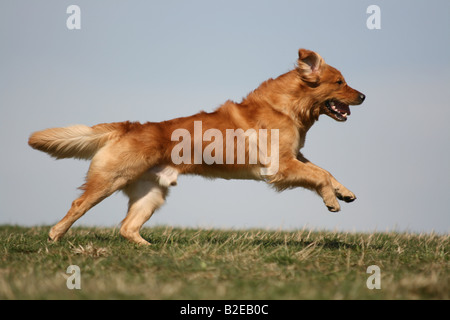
297, 49, 365, 122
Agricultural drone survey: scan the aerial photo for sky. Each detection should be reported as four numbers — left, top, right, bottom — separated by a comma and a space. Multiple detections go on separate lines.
1, 0, 449, 234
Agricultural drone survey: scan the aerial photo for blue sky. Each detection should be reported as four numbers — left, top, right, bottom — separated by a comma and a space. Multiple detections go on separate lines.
1, 0, 449, 233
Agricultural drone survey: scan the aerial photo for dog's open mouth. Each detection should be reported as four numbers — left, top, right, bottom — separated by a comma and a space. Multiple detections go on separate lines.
325, 100, 351, 121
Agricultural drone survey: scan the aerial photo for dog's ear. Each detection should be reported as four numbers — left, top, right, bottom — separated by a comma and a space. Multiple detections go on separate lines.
297, 49, 324, 83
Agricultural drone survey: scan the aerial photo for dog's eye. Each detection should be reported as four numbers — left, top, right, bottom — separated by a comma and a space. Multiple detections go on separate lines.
336, 80, 343, 85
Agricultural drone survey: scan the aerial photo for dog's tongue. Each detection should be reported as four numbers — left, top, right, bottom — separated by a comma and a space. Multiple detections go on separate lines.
335, 101, 351, 115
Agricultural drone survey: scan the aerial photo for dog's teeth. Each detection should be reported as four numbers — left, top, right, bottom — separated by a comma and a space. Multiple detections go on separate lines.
343, 113, 347, 117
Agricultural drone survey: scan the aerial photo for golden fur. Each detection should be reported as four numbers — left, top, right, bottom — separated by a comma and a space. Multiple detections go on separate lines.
29, 49, 365, 245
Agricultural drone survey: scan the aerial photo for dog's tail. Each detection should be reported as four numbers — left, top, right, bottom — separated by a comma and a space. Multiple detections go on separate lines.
28, 123, 124, 160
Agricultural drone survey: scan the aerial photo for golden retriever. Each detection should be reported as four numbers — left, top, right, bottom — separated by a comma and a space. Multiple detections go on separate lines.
29, 49, 365, 245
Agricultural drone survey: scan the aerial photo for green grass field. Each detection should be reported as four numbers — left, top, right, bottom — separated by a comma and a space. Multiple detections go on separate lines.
0, 225, 448, 300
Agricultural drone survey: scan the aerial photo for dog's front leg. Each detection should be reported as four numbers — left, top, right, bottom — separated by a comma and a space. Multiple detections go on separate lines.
273, 158, 340, 212
296, 153, 356, 203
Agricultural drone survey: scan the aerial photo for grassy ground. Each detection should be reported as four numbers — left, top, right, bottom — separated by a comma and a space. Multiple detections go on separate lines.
0, 225, 448, 300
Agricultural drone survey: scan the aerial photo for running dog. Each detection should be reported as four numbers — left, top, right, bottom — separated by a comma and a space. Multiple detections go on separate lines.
29, 49, 365, 245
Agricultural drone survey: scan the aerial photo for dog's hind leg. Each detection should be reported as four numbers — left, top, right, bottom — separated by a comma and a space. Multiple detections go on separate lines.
48, 172, 129, 242
120, 166, 178, 245
120, 179, 169, 245
48, 144, 155, 242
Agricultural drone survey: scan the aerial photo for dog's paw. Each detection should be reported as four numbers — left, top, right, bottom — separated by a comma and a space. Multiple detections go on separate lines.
326, 204, 341, 212
48, 227, 63, 242
324, 197, 341, 212
335, 187, 356, 203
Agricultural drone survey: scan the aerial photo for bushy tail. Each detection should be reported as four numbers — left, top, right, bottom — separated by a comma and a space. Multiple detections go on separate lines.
28, 123, 123, 160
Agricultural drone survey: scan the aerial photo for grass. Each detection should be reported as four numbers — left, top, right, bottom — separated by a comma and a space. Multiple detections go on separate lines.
0, 225, 448, 300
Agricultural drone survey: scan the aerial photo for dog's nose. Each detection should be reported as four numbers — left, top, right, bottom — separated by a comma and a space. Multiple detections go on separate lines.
359, 93, 366, 102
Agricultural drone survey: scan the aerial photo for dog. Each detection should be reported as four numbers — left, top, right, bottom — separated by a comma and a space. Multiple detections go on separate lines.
28, 49, 365, 245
